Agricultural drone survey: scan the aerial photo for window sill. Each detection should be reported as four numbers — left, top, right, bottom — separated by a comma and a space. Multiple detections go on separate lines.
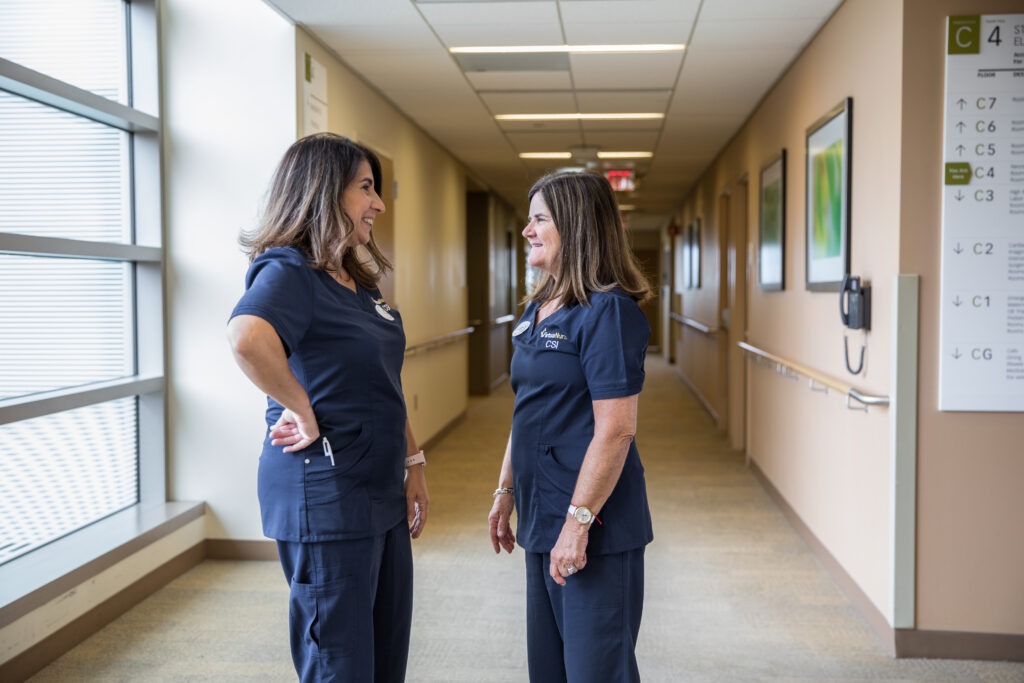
0, 501, 204, 626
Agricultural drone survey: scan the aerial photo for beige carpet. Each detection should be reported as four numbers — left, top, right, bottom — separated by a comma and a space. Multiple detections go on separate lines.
30, 357, 1024, 682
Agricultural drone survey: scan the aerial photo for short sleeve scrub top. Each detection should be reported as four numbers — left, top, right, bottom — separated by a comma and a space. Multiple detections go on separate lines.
230, 246, 408, 542
509, 289, 654, 554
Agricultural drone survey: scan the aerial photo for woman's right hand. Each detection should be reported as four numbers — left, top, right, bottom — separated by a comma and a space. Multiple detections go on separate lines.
488, 493, 516, 554
269, 407, 320, 453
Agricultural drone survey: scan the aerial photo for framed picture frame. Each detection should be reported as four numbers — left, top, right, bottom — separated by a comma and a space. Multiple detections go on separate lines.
805, 97, 852, 291
758, 150, 786, 291
689, 218, 702, 289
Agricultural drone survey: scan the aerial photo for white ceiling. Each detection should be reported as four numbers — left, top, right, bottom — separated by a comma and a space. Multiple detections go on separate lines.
264, 0, 843, 229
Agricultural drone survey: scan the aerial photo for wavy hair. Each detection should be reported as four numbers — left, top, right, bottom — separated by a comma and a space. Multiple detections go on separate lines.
240, 133, 391, 288
526, 171, 651, 306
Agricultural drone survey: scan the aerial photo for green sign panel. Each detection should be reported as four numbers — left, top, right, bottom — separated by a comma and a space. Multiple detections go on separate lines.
944, 162, 971, 185
948, 16, 980, 54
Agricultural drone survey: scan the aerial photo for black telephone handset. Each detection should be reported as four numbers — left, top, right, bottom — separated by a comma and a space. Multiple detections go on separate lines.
839, 275, 871, 331
840, 275, 871, 375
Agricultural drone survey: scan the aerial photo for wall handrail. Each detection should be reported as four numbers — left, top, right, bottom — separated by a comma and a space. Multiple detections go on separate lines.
669, 312, 718, 335
405, 326, 475, 356
738, 341, 889, 409
493, 314, 516, 325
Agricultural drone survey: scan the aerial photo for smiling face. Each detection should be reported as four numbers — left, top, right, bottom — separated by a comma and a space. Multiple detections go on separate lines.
341, 159, 385, 247
523, 192, 561, 277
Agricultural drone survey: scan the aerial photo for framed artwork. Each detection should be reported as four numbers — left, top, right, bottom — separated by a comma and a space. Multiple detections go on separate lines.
758, 150, 786, 291
805, 97, 852, 291
689, 218, 702, 289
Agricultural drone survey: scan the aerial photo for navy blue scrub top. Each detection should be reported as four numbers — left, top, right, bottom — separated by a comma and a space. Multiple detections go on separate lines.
230, 246, 407, 542
510, 289, 654, 555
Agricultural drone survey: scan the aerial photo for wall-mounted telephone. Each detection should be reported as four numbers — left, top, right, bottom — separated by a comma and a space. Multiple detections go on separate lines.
840, 275, 871, 375
840, 275, 871, 330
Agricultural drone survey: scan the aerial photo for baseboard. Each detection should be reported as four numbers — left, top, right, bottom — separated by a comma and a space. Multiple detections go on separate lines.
0, 544, 205, 683
675, 368, 719, 423
894, 628, 1024, 662
750, 460, 1024, 662
420, 409, 467, 453
206, 538, 279, 561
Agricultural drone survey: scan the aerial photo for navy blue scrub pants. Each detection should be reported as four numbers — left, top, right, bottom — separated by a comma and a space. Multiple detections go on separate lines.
525, 548, 645, 683
277, 519, 413, 683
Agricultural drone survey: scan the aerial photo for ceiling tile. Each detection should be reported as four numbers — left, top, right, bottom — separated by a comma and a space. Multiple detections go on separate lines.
562, 22, 692, 45
466, 71, 573, 90
574, 90, 672, 113
315, 23, 439, 53
692, 18, 826, 49
479, 91, 577, 115
558, 0, 700, 24
506, 130, 586, 152
431, 22, 564, 46
453, 52, 570, 72
416, 1, 559, 25
581, 130, 659, 150
570, 53, 683, 89
579, 118, 663, 132
698, 0, 842, 21
498, 118, 582, 133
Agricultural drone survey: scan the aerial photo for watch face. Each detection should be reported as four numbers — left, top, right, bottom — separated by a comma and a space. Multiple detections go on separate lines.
574, 506, 593, 524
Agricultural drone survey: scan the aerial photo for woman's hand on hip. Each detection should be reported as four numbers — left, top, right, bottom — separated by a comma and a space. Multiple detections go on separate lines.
488, 494, 516, 554
549, 520, 589, 586
269, 408, 320, 453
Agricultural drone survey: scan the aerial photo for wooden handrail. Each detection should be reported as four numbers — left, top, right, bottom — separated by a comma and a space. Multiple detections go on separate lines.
738, 341, 889, 409
405, 326, 474, 355
669, 312, 718, 335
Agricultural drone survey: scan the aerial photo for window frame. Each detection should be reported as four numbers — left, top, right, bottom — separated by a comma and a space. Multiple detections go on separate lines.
0, 0, 166, 602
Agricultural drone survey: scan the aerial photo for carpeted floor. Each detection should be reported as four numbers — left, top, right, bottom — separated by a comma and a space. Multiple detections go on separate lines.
29, 357, 1024, 682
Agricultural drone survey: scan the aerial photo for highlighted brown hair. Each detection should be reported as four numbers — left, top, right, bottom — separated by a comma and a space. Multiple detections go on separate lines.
240, 133, 391, 289
526, 171, 651, 306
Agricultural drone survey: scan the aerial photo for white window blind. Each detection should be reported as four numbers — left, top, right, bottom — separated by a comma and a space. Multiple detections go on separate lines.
0, 0, 127, 104
0, 0, 161, 570
0, 91, 131, 243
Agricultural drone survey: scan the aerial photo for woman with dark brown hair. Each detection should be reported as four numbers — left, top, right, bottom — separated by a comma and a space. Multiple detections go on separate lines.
227, 133, 428, 682
488, 171, 653, 682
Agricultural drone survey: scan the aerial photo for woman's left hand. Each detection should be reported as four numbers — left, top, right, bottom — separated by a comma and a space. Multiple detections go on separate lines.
405, 465, 429, 539
548, 519, 589, 586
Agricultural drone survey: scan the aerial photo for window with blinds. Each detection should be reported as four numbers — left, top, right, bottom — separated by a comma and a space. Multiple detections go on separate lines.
0, 0, 163, 567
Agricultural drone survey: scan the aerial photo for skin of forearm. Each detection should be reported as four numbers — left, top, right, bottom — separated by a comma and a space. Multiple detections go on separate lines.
227, 315, 312, 416
570, 399, 638, 514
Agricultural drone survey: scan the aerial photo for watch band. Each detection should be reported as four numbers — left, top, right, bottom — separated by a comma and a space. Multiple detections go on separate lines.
405, 450, 426, 467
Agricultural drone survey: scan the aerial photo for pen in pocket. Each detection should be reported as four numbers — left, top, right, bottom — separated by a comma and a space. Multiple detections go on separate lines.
322, 437, 335, 467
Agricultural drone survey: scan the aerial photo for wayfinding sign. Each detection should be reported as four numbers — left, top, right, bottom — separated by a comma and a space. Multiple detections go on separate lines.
939, 14, 1024, 411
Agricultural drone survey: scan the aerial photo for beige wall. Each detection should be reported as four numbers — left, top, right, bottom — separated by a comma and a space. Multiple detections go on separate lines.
900, 0, 1024, 634
672, 0, 1024, 638
672, 0, 903, 620
295, 31, 470, 452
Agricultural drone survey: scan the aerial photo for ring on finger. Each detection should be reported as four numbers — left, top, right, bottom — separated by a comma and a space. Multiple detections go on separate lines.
566, 565, 577, 575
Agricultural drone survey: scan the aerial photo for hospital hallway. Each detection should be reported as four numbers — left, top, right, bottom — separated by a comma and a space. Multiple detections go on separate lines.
26, 357, 1023, 683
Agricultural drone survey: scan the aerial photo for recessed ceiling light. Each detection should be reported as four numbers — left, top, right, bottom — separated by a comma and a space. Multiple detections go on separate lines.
496, 113, 664, 121
450, 44, 685, 54
598, 151, 654, 159
518, 152, 573, 159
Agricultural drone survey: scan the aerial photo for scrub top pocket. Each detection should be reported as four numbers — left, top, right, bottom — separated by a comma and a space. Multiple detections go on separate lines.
535, 444, 580, 516
302, 425, 374, 537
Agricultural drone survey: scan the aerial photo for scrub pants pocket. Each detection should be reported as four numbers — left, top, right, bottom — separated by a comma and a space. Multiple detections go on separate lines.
289, 576, 364, 682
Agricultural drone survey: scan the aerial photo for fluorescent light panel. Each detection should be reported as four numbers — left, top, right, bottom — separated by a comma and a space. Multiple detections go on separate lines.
496, 113, 664, 121
451, 44, 685, 54
598, 151, 653, 159
519, 152, 572, 159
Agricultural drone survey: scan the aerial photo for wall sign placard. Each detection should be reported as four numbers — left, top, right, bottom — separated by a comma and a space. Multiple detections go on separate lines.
939, 14, 1024, 411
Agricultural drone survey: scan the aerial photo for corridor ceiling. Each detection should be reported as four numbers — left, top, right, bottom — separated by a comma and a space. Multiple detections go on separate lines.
264, 0, 844, 230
